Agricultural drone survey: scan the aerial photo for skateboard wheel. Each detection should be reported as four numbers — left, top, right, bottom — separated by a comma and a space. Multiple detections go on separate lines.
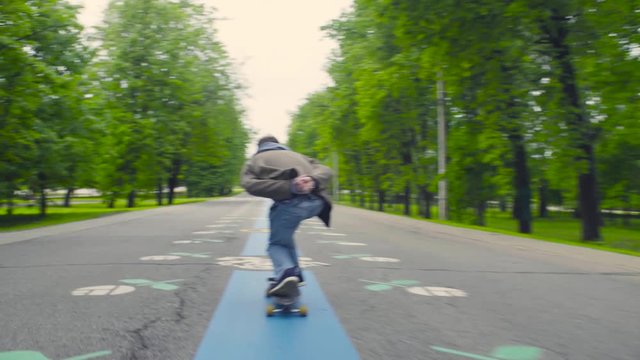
266, 304, 275, 317
299, 305, 308, 317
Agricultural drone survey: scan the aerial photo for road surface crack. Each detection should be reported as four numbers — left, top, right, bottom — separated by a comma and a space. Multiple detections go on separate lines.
173, 290, 187, 322
127, 316, 163, 358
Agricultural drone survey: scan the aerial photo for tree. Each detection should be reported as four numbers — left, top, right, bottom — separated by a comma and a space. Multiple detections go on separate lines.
289, 0, 638, 240
0, 0, 89, 216
94, 0, 247, 206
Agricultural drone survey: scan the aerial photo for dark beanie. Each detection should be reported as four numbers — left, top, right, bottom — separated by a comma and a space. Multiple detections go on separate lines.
257, 135, 279, 146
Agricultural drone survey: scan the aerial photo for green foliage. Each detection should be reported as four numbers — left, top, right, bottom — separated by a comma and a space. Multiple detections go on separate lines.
1, 0, 248, 214
288, 0, 639, 240
94, 0, 247, 204
1, 0, 90, 215
0, 195, 210, 231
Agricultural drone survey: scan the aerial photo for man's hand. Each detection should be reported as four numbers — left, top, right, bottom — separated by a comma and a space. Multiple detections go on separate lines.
292, 175, 315, 194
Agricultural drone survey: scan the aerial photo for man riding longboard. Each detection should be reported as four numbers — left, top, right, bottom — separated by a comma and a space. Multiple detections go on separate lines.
240, 135, 333, 301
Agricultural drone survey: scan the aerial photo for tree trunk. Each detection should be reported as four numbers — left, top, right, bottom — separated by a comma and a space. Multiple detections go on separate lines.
377, 189, 385, 212
167, 178, 176, 205
127, 190, 136, 208
156, 180, 163, 206
475, 201, 486, 226
108, 193, 116, 208
64, 188, 74, 207
573, 198, 581, 219
403, 183, 411, 216
167, 159, 181, 205
538, 179, 548, 218
510, 134, 532, 233
543, 7, 600, 241
623, 197, 631, 226
420, 188, 432, 218
6, 185, 15, 215
37, 171, 47, 217
579, 164, 600, 240
499, 198, 507, 212
6, 198, 14, 216
39, 188, 47, 217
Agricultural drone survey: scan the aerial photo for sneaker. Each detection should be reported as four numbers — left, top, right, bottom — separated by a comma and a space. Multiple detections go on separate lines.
268, 267, 300, 297
268, 267, 305, 287
296, 268, 306, 286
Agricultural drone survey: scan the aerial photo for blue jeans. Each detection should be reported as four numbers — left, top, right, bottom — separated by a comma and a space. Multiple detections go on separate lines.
268, 194, 324, 279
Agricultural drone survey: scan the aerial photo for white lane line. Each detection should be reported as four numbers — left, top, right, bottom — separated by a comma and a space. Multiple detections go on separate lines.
307, 232, 347, 236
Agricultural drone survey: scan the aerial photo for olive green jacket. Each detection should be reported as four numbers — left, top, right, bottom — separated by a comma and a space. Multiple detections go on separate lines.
240, 144, 333, 226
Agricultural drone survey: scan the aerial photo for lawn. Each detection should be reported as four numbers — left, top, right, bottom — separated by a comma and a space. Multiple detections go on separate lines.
0, 196, 212, 232
482, 209, 640, 255
342, 201, 640, 257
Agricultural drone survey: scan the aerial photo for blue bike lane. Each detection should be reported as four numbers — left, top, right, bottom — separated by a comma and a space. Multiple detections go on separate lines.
193, 213, 360, 360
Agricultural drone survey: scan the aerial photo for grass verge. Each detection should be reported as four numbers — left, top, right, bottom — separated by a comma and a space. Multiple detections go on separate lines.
339, 201, 640, 257
0, 196, 213, 232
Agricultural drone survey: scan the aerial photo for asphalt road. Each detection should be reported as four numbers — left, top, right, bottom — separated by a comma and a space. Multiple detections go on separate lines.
1, 193, 639, 360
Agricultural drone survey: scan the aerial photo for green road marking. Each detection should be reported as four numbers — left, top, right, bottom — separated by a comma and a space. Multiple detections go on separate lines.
431, 347, 496, 360
431, 345, 543, 360
360, 279, 421, 291
0, 351, 48, 360
64, 351, 113, 360
0, 350, 111, 360
365, 283, 393, 291
119, 279, 183, 291
490, 346, 542, 360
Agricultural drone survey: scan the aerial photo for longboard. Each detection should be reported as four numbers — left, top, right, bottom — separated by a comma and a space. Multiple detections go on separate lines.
265, 278, 307, 317
266, 295, 308, 317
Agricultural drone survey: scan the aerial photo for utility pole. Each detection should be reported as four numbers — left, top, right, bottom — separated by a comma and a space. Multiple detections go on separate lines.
437, 73, 448, 220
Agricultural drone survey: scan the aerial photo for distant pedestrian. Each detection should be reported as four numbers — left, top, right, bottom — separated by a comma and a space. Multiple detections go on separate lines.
240, 135, 333, 296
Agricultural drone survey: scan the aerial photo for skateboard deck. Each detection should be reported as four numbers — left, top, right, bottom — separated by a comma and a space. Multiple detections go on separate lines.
266, 278, 307, 317
266, 295, 308, 317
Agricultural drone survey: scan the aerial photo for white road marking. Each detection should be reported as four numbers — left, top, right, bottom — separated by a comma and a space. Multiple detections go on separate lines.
216, 256, 329, 270
308, 232, 347, 236
406, 286, 468, 297
193, 230, 234, 234
72, 285, 136, 296
360, 257, 400, 262
240, 228, 270, 233
319, 240, 367, 246
173, 239, 224, 244
140, 255, 181, 261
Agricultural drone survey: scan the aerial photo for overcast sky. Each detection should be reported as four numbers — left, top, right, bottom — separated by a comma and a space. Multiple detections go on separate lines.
70, 0, 352, 152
